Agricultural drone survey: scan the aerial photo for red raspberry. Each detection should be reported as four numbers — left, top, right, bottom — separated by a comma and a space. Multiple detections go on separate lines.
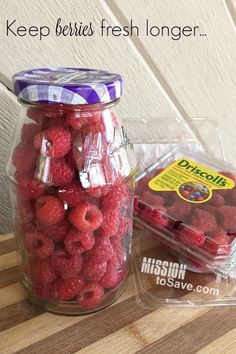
65, 149, 77, 170
51, 276, 84, 300
112, 268, 128, 288
192, 208, 217, 233
17, 200, 34, 225
100, 209, 120, 236
139, 204, 168, 228
99, 262, 118, 289
142, 191, 164, 207
12, 142, 37, 173
167, 198, 192, 219
40, 219, 70, 241
34, 127, 71, 158
35, 196, 65, 225
220, 171, 236, 181
101, 182, 130, 210
86, 185, 111, 198
83, 121, 105, 134
82, 259, 107, 281
178, 225, 205, 247
227, 188, 236, 205
66, 112, 88, 130
24, 230, 54, 258
208, 192, 224, 207
15, 172, 45, 199
218, 205, 236, 230
50, 158, 75, 186
69, 202, 103, 232
27, 107, 44, 123
21, 123, 41, 143
51, 248, 83, 279
33, 282, 51, 299
64, 228, 95, 255
202, 227, 231, 255
77, 283, 104, 309
88, 237, 113, 262
58, 181, 86, 207
32, 258, 57, 284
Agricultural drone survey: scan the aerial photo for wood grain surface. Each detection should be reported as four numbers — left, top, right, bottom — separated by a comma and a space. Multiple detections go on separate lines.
0, 234, 236, 354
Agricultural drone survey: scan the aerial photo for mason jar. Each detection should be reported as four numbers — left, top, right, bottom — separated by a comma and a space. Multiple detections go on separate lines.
6, 68, 136, 314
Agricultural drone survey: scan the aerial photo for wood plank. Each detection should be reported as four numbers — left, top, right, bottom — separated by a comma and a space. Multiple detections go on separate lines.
0, 266, 20, 289
196, 328, 236, 354
75, 306, 209, 354
0, 238, 16, 256
112, 0, 236, 163
0, 251, 17, 271
136, 307, 236, 354
0, 234, 13, 242
0, 283, 27, 309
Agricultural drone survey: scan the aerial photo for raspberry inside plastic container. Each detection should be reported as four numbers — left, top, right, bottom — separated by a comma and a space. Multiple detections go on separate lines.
7, 68, 136, 314
134, 148, 236, 276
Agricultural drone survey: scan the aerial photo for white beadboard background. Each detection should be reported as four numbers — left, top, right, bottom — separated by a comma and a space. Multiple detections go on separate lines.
0, 0, 236, 233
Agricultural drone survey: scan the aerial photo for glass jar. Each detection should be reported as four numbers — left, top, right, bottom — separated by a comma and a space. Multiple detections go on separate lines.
7, 68, 136, 314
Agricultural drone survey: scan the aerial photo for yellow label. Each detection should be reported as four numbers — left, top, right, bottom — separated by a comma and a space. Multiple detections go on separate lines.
148, 158, 235, 204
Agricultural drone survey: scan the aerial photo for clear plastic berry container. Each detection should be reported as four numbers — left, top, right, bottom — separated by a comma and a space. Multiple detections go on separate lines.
134, 146, 236, 276
6, 68, 136, 314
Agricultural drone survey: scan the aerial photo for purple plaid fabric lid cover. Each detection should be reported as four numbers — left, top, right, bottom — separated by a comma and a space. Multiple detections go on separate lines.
13, 68, 123, 105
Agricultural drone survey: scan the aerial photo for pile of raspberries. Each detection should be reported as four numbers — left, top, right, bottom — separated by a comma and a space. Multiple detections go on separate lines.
135, 168, 236, 257
12, 106, 133, 309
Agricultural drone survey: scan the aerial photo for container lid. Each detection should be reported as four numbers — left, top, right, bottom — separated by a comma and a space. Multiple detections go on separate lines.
13, 68, 123, 105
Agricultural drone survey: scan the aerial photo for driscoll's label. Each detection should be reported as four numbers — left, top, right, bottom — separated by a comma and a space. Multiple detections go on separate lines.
148, 158, 235, 204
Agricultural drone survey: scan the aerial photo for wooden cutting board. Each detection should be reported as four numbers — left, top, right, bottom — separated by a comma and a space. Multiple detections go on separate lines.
1, 233, 236, 354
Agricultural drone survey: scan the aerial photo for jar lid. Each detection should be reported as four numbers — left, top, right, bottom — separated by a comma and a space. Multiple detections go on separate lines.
13, 68, 123, 105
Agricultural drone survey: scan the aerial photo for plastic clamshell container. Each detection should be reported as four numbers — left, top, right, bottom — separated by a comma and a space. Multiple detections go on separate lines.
134, 146, 236, 276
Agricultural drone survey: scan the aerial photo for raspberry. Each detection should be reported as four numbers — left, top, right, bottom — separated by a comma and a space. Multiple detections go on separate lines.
40, 219, 70, 241
202, 227, 231, 255
167, 198, 192, 219
17, 200, 34, 225
100, 209, 120, 236
35, 196, 65, 225
21, 123, 41, 143
66, 112, 88, 130
24, 230, 54, 258
139, 204, 168, 228
12, 142, 37, 173
112, 268, 128, 288
69, 202, 103, 232
192, 208, 217, 233
50, 158, 75, 186
208, 192, 225, 207
34, 127, 71, 158
77, 283, 104, 309
83, 121, 105, 134
32, 258, 57, 284
15, 172, 45, 199
86, 185, 111, 198
58, 181, 86, 207
27, 107, 44, 123
178, 225, 205, 247
87, 237, 113, 262
64, 228, 95, 255
218, 205, 236, 230
33, 282, 51, 299
142, 191, 164, 207
65, 149, 77, 170
227, 188, 236, 205
82, 259, 107, 281
101, 182, 130, 210
99, 262, 118, 289
220, 171, 236, 181
51, 276, 84, 300
51, 249, 83, 279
